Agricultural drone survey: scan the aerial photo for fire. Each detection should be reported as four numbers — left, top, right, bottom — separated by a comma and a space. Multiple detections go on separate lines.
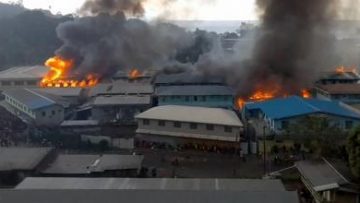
301, 89, 311, 99
335, 66, 357, 74
40, 56, 99, 88
129, 69, 141, 80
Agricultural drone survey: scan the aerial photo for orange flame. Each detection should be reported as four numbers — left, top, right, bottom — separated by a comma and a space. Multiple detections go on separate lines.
335, 66, 357, 74
301, 89, 311, 99
40, 56, 99, 88
129, 69, 142, 80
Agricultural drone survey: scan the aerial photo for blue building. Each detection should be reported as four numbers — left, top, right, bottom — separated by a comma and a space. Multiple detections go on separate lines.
243, 96, 360, 135
156, 85, 235, 109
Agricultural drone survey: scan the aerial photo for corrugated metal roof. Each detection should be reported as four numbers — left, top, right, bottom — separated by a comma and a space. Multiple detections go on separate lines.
136, 105, 243, 127
16, 178, 286, 191
3, 88, 69, 110
296, 159, 349, 191
245, 96, 360, 120
93, 95, 151, 106
35, 88, 83, 97
89, 81, 153, 96
316, 84, 360, 94
155, 72, 224, 85
156, 85, 235, 96
42, 154, 144, 174
0, 66, 47, 79
0, 147, 52, 171
0, 190, 299, 203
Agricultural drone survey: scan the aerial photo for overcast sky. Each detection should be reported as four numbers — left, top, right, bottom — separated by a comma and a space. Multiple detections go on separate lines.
1, 0, 258, 20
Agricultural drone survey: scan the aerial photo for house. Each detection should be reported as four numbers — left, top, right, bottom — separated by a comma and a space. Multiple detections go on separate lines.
41, 154, 144, 177
154, 71, 225, 86
0, 147, 53, 186
0, 66, 47, 91
10, 178, 299, 203
135, 105, 243, 148
243, 96, 360, 136
85, 95, 152, 123
315, 84, 360, 105
296, 159, 360, 203
316, 69, 360, 85
156, 85, 235, 109
2, 88, 70, 126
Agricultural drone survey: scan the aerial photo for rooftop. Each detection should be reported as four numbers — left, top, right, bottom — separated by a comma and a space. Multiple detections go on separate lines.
319, 70, 360, 81
60, 120, 99, 127
316, 84, 360, 94
296, 159, 350, 191
93, 95, 151, 106
16, 178, 286, 190
35, 88, 83, 97
245, 96, 360, 120
154, 72, 224, 85
0, 190, 299, 203
42, 154, 144, 174
156, 85, 235, 96
0, 147, 52, 171
89, 81, 153, 97
0, 66, 47, 80
3, 88, 69, 110
136, 105, 243, 127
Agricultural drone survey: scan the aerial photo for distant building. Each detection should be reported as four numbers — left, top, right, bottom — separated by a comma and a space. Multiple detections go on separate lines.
0, 147, 53, 186
156, 85, 235, 109
296, 159, 360, 203
315, 84, 360, 105
88, 81, 153, 97
41, 154, 144, 177
11, 178, 299, 203
135, 105, 243, 147
317, 70, 360, 85
0, 66, 47, 91
3, 88, 70, 126
243, 96, 360, 136
154, 72, 225, 86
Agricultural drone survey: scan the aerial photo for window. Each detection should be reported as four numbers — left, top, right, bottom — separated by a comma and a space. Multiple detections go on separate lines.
42, 111, 46, 117
174, 121, 181, 128
201, 96, 206, 102
194, 96, 198, 101
185, 96, 190, 102
206, 124, 214, 131
27, 80, 37, 86
190, 123, 197, 129
14, 81, 24, 86
143, 119, 150, 125
281, 121, 289, 129
1, 81, 11, 86
345, 120, 353, 129
224, 126, 232, 133
158, 120, 165, 126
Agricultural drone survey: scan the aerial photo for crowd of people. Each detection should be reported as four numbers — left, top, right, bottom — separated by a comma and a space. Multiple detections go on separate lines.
136, 140, 241, 155
0, 106, 27, 147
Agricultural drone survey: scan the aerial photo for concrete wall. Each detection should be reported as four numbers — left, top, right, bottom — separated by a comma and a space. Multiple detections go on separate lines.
34, 105, 65, 126
137, 118, 241, 141
158, 95, 234, 109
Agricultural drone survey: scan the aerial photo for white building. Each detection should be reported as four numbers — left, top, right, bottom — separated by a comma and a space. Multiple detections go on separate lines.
3, 88, 69, 126
135, 105, 243, 147
0, 66, 47, 91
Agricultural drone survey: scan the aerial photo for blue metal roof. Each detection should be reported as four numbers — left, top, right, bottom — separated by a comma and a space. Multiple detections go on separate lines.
4, 89, 56, 110
245, 96, 360, 120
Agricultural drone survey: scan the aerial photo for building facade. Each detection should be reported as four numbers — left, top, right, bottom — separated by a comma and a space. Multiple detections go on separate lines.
135, 105, 243, 148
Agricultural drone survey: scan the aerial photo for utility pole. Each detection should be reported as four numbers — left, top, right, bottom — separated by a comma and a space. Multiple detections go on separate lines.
263, 125, 267, 176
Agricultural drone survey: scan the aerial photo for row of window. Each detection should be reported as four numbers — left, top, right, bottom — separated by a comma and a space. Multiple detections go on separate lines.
1, 80, 37, 86
5, 95, 35, 117
143, 119, 233, 132
41, 109, 61, 117
161, 95, 231, 102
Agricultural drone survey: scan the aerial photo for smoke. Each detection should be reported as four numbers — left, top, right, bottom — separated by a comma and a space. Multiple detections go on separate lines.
55, 0, 199, 79
195, 0, 340, 96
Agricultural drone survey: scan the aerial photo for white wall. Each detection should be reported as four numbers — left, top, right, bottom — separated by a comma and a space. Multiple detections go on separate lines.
137, 118, 242, 141
35, 105, 65, 126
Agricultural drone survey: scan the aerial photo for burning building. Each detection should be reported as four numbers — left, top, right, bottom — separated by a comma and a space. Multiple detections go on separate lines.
316, 66, 360, 85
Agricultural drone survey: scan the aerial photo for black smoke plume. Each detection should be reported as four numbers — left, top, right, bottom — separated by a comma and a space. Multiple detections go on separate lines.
196, 0, 339, 96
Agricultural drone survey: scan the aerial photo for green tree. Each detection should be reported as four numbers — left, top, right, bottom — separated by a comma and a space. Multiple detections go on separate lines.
286, 116, 345, 157
347, 126, 360, 179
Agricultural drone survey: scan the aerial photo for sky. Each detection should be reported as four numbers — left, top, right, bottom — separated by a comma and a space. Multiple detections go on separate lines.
1, 0, 258, 20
